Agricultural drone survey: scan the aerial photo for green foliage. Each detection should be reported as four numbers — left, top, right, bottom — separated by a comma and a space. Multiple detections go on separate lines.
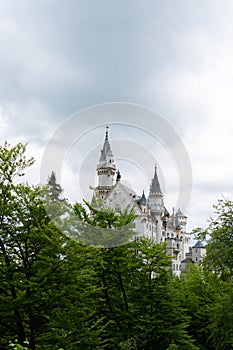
194, 199, 233, 279
1, 142, 233, 350
73, 199, 136, 247
118, 338, 137, 349
47, 171, 63, 202
8, 340, 29, 350
0, 143, 67, 349
0, 142, 34, 184
166, 344, 179, 350
190, 198, 233, 349
207, 281, 233, 350
74, 198, 137, 228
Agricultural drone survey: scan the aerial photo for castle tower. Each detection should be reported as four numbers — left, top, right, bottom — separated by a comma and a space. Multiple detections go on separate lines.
175, 208, 189, 260
96, 126, 116, 199
191, 240, 206, 266
139, 190, 147, 213
148, 165, 164, 214
148, 165, 164, 242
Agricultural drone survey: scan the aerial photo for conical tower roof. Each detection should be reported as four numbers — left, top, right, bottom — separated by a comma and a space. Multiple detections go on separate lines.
150, 165, 162, 194
97, 126, 115, 170
96, 126, 116, 199
192, 240, 206, 249
98, 126, 113, 162
140, 190, 147, 205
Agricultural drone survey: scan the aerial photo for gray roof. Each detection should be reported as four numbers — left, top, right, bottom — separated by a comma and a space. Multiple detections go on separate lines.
176, 208, 187, 217
150, 165, 162, 194
99, 149, 105, 162
97, 127, 115, 169
140, 190, 147, 205
122, 184, 137, 197
99, 138, 113, 162
192, 240, 206, 249
164, 207, 170, 217
181, 258, 194, 264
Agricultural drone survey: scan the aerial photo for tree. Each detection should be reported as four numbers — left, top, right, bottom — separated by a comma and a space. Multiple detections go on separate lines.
192, 198, 233, 349
0, 143, 67, 349
73, 198, 136, 247
0, 142, 34, 347
0, 186, 66, 349
73, 200, 198, 350
47, 171, 63, 202
4, 142, 230, 350
0, 142, 113, 349
207, 281, 233, 350
195, 199, 233, 279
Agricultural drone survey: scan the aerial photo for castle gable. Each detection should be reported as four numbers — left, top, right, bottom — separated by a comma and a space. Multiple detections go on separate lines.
105, 182, 141, 215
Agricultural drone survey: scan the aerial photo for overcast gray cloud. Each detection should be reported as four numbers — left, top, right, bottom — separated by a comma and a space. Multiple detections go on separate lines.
0, 0, 225, 118
0, 0, 233, 231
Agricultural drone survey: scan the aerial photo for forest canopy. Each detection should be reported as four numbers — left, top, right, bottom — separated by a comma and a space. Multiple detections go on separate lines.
0, 142, 233, 350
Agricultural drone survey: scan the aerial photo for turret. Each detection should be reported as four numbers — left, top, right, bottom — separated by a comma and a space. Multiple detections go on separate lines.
175, 208, 187, 230
175, 208, 189, 261
191, 241, 206, 266
139, 190, 147, 213
148, 165, 164, 242
96, 126, 116, 199
148, 165, 164, 215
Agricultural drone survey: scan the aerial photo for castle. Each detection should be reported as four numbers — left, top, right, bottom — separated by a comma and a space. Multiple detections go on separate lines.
94, 127, 205, 275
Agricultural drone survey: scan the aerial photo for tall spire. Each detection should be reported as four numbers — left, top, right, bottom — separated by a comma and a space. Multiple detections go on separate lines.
148, 164, 163, 220
96, 126, 116, 199
140, 190, 147, 205
150, 165, 162, 194
98, 126, 114, 165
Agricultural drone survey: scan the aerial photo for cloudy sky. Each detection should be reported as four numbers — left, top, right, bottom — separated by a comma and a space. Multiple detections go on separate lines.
0, 0, 233, 232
